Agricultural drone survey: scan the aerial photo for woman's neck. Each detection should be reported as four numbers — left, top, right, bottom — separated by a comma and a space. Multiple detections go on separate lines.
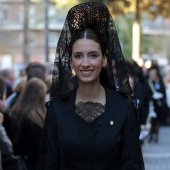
76, 82, 106, 104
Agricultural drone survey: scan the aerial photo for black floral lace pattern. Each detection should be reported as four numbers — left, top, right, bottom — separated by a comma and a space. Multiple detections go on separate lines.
75, 101, 105, 123
50, 2, 132, 100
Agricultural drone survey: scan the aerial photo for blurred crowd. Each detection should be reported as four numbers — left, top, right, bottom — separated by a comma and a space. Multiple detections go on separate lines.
126, 60, 170, 144
0, 60, 170, 169
0, 62, 52, 170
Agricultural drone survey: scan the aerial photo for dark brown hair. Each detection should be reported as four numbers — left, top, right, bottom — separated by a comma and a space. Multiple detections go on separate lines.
26, 62, 46, 81
13, 78, 47, 128
69, 28, 105, 56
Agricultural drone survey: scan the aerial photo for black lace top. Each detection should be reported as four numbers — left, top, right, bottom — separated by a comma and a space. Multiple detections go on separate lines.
75, 101, 105, 123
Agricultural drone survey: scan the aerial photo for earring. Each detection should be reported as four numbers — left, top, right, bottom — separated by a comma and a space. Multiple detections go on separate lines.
103, 62, 107, 69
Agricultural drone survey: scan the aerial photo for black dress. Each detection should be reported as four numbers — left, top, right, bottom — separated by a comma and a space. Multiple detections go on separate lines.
37, 87, 144, 170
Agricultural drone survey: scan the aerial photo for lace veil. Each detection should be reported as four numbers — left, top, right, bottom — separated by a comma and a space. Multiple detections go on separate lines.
50, 2, 132, 100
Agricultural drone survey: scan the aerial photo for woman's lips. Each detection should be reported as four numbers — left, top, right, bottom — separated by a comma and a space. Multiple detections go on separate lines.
80, 70, 94, 76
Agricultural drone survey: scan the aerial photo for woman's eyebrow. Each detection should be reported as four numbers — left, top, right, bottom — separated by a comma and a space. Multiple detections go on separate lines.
72, 52, 83, 54
73, 51, 98, 54
88, 51, 98, 54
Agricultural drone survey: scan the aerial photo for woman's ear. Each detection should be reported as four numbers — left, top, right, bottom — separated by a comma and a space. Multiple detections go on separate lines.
103, 57, 107, 68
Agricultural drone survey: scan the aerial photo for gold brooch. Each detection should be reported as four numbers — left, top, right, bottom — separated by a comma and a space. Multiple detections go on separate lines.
110, 121, 114, 125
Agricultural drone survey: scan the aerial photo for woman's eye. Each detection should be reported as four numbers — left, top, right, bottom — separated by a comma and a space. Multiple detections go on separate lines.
74, 55, 82, 59
90, 54, 97, 58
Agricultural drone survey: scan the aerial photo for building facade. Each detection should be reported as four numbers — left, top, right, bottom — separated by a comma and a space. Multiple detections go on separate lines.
0, 0, 64, 70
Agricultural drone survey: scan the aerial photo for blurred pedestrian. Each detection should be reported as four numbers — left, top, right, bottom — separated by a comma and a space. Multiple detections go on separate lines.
0, 76, 13, 157
0, 113, 13, 157
0, 76, 25, 141
1, 69, 14, 98
26, 62, 46, 81
6, 62, 46, 109
164, 65, 170, 124
12, 78, 47, 170
126, 61, 149, 126
0, 75, 15, 170
7, 77, 26, 110
147, 66, 168, 143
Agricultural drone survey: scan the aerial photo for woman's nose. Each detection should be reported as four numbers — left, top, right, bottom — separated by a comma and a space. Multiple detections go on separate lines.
82, 57, 90, 67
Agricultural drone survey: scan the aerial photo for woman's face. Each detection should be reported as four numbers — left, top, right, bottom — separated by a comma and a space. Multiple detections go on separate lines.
148, 69, 158, 82
72, 38, 105, 84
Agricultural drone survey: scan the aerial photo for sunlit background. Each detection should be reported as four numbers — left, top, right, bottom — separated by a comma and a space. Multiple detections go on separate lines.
0, 0, 170, 75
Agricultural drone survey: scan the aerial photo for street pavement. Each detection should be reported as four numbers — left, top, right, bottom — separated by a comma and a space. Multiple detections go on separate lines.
142, 126, 170, 170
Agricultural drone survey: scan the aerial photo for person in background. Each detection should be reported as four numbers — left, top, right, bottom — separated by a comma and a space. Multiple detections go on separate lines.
126, 61, 149, 126
8, 77, 26, 110
0, 77, 26, 141
147, 66, 168, 143
0, 75, 13, 157
0, 113, 13, 157
26, 62, 46, 81
37, 2, 144, 170
164, 65, 170, 125
6, 62, 46, 109
2, 62, 47, 142
1, 69, 14, 98
12, 78, 47, 170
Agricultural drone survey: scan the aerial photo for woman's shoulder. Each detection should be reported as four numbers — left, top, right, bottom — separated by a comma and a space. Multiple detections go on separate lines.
105, 86, 134, 110
45, 100, 63, 112
105, 86, 129, 101
45, 88, 76, 109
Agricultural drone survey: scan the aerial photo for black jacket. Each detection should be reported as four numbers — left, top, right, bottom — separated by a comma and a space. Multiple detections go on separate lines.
38, 87, 144, 170
17, 115, 42, 170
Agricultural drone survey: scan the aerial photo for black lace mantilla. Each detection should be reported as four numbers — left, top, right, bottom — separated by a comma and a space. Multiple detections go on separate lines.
75, 101, 105, 123
50, 2, 132, 100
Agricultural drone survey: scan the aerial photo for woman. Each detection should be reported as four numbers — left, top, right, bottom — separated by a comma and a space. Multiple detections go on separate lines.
12, 78, 47, 170
0, 75, 13, 157
164, 65, 170, 124
147, 66, 168, 143
38, 2, 144, 170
